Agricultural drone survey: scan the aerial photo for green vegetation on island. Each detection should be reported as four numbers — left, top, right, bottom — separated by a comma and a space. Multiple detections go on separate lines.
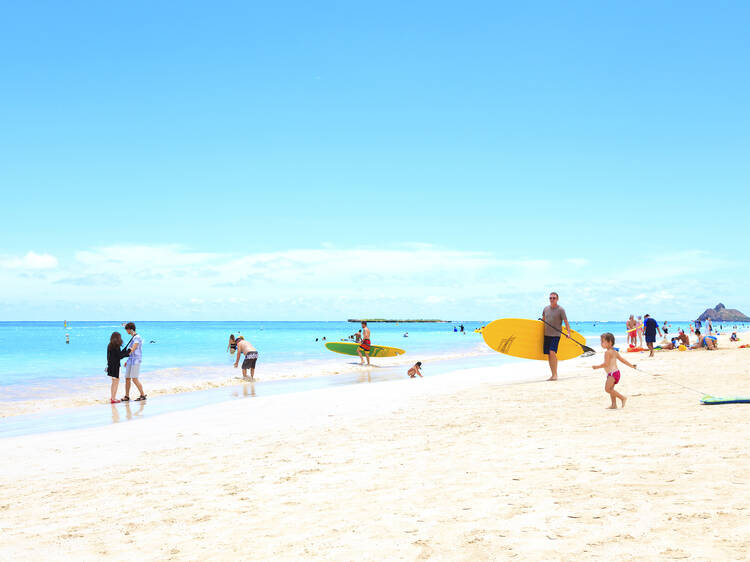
347, 319, 448, 323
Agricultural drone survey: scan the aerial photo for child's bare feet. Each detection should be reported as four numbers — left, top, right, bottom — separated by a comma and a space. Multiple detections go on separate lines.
547, 376, 558, 381
607, 405, 617, 409
621, 397, 627, 408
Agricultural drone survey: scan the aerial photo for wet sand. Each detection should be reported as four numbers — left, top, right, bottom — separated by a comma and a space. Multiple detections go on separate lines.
1, 333, 749, 559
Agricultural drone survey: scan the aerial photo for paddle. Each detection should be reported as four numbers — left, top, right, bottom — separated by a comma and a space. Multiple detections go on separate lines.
538, 318, 597, 358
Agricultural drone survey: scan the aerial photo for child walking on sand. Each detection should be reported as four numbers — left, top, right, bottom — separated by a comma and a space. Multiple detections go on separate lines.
592, 332, 636, 409
407, 362, 423, 378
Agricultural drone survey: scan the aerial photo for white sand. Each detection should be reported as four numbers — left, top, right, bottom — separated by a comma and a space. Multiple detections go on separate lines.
2, 334, 749, 560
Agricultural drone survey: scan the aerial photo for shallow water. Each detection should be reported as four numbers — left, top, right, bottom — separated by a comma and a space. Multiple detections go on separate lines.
1, 319, 726, 428
0, 353, 512, 438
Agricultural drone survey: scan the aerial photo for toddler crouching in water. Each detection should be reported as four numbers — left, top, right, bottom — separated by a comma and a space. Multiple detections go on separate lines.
592, 332, 636, 409
407, 362, 423, 378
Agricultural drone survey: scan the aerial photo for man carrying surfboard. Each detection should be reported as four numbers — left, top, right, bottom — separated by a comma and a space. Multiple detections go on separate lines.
543, 292, 570, 381
358, 321, 371, 365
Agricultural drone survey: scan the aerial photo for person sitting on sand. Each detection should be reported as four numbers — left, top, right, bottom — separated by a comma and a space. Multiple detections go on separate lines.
662, 338, 679, 350
702, 334, 718, 350
591, 332, 636, 409
730, 332, 739, 342
407, 362, 423, 378
677, 329, 690, 347
689, 330, 716, 350
233, 336, 259, 379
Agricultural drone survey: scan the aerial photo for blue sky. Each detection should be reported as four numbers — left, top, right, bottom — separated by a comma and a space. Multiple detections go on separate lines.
1, 1, 748, 320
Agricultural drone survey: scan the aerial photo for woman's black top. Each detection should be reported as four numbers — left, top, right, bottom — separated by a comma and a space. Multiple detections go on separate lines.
107, 345, 131, 377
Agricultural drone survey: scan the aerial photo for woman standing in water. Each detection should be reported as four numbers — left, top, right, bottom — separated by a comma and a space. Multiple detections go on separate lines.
107, 332, 130, 404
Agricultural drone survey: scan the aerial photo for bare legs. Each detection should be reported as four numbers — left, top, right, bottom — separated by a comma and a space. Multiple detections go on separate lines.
242, 367, 255, 380
358, 348, 370, 365
110, 377, 119, 401
605, 376, 627, 409
547, 350, 558, 381
125, 377, 145, 398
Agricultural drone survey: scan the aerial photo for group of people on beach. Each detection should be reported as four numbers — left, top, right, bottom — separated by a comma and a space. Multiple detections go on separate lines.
107, 297, 734, 407
106, 322, 146, 404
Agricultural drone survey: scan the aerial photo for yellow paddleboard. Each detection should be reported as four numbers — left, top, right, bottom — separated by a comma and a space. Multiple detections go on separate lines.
482, 318, 586, 361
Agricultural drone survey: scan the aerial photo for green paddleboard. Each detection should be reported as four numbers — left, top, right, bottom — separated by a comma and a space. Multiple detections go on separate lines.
701, 395, 750, 405
325, 341, 405, 358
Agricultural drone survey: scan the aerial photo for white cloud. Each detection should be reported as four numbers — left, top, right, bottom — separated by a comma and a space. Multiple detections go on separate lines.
1, 251, 58, 270
0, 243, 745, 319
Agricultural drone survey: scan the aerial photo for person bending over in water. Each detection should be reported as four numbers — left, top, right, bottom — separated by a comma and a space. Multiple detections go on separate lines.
592, 332, 636, 409
407, 362, 423, 378
234, 336, 259, 379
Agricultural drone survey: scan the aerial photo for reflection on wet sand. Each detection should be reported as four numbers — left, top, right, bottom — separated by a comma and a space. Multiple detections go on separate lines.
231, 383, 256, 398
111, 402, 146, 423
4, 354, 504, 439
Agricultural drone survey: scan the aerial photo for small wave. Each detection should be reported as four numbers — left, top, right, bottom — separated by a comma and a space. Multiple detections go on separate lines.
0, 344, 494, 418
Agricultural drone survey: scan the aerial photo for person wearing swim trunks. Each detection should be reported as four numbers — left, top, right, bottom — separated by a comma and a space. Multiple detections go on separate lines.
592, 332, 636, 409
358, 321, 371, 365
234, 336, 259, 379
642, 314, 662, 357
542, 292, 570, 381
626, 315, 637, 346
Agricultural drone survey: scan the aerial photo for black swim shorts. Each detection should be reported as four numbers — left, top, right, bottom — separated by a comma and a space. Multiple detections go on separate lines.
543, 336, 560, 354
242, 351, 258, 370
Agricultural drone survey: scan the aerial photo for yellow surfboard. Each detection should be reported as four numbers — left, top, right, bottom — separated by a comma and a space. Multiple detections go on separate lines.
482, 318, 586, 361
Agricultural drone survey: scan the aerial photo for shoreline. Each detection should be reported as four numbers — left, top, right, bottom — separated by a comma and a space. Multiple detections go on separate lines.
1, 332, 749, 558
0, 345, 498, 420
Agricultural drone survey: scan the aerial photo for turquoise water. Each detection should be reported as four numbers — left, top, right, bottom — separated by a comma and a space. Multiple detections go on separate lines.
2, 319, 742, 416
3, 319, 734, 386
0, 321, 487, 385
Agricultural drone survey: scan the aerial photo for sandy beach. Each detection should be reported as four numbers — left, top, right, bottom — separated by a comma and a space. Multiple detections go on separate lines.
2, 333, 749, 560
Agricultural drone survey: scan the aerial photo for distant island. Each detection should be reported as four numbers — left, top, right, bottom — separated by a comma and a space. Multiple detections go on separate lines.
347, 319, 448, 323
696, 303, 750, 322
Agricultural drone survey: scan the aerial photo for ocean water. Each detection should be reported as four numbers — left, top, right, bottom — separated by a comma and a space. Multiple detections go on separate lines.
1, 319, 739, 418
0, 321, 489, 385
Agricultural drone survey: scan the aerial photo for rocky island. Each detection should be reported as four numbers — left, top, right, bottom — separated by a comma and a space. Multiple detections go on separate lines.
696, 303, 750, 322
